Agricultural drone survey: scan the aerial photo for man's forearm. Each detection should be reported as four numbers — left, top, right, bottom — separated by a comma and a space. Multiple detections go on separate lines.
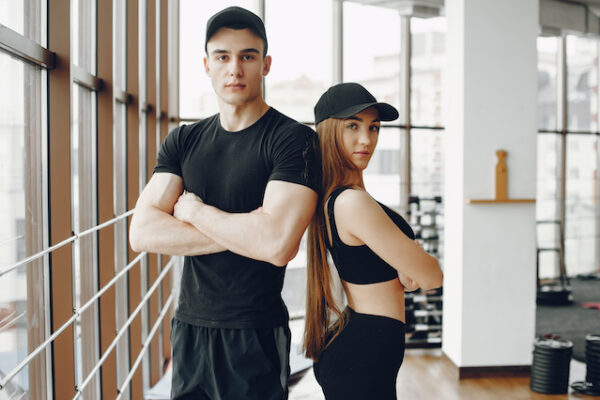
130, 206, 226, 256
188, 204, 293, 266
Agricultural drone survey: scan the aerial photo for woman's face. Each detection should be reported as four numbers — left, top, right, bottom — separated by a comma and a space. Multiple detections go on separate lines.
341, 107, 380, 171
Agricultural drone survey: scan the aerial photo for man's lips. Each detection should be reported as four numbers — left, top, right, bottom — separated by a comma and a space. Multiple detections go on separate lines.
225, 83, 246, 88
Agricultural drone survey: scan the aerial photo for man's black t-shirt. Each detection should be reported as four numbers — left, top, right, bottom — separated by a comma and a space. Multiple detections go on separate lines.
154, 108, 320, 328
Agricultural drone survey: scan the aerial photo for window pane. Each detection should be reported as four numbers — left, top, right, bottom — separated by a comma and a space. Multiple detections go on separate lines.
0, 0, 45, 43
114, 103, 130, 391
565, 135, 598, 276
343, 3, 401, 113
538, 37, 559, 131
179, 0, 255, 118
72, 0, 96, 73
71, 83, 100, 398
411, 129, 444, 198
265, 0, 333, 123
410, 128, 444, 260
115, 0, 126, 92
0, 50, 46, 400
0, 0, 26, 36
536, 134, 561, 278
364, 127, 404, 209
410, 17, 445, 127
567, 35, 598, 132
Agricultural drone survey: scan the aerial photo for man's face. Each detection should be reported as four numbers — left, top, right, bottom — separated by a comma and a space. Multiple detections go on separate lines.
204, 28, 271, 107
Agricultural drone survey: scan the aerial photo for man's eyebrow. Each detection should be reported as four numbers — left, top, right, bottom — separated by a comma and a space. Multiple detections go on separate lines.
210, 48, 260, 56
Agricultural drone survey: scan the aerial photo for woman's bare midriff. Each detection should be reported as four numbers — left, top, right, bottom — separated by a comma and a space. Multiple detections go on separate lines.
342, 277, 406, 323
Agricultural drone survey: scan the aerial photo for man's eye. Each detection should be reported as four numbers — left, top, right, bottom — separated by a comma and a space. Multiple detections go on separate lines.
242, 55, 255, 61
217, 55, 228, 61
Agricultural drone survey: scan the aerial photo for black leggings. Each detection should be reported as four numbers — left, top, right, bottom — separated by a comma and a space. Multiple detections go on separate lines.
313, 307, 406, 400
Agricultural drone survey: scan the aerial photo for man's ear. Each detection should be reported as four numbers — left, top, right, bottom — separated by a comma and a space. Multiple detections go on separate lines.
262, 55, 272, 76
203, 56, 210, 76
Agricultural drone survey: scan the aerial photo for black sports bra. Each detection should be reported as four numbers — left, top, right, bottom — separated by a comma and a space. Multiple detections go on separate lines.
326, 187, 415, 284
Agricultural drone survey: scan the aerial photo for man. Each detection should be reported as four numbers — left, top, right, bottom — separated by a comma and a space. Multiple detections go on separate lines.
129, 6, 319, 400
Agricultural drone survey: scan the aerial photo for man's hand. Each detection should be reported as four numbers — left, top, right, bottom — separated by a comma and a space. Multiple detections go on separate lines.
129, 173, 226, 256
182, 180, 317, 266
173, 191, 205, 224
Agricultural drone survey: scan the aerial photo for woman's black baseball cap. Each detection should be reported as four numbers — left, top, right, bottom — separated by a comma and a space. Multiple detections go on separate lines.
205, 6, 268, 54
314, 82, 399, 126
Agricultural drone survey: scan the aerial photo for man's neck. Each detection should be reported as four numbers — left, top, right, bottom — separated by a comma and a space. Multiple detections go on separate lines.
218, 99, 270, 132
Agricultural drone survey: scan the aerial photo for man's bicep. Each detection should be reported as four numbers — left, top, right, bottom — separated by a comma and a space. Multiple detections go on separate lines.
262, 180, 317, 232
137, 172, 184, 214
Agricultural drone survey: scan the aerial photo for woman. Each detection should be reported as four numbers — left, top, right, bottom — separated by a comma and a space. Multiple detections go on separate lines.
303, 82, 443, 400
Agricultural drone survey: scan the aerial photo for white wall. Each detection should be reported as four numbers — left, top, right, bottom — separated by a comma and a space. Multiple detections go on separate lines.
443, 0, 538, 367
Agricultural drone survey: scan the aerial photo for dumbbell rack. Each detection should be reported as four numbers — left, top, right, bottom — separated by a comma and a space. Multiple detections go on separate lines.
405, 195, 444, 348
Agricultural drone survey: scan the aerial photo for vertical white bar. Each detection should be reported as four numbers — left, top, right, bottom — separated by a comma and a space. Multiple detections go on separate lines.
332, 0, 343, 85
400, 16, 411, 215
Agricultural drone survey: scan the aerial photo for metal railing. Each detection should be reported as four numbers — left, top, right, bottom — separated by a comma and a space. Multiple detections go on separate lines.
0, 208, 176, 398
73, 261, 175, 399
0, 210, 135, 279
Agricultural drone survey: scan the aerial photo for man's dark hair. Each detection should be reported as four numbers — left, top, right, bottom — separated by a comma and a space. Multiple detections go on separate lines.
205, 23, 268, 56
205, 7, 269, 56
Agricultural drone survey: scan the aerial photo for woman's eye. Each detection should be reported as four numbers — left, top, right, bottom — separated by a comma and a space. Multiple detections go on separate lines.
370, 125, 380, 132
346, 123, 357, 130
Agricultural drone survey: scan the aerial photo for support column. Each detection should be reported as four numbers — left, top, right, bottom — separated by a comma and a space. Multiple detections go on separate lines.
48, 0, 75, 398
443, 0, 538, 372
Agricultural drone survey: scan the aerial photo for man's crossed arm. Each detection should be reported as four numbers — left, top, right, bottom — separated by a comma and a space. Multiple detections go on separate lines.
129, 172, 318, 266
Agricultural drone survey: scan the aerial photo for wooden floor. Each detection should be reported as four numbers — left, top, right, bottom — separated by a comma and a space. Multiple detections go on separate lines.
289, 349, 596, 400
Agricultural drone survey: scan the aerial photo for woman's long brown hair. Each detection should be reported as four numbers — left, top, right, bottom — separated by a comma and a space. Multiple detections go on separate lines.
303, 117, 362, 361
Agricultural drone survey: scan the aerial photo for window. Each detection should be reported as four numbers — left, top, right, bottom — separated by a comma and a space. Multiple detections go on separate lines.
538, 37, 559, 131
364, 127, 404, 209
265, 0, 333, 123
0, 49, 47, 400
567, 35, 598, 132
343, 2, 402, 114
411, 129, 444, 198
411, 17, 445, 127
565, 135, 598, 276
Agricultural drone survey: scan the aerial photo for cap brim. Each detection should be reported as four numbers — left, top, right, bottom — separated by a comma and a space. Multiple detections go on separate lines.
330, 101, 399, 122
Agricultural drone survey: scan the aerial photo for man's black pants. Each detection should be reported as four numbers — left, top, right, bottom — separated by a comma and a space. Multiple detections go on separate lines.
170, 318, 291, 400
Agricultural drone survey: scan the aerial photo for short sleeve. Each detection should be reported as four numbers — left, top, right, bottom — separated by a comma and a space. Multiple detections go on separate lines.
154, 125, 184, 176
269, 124, 321, 193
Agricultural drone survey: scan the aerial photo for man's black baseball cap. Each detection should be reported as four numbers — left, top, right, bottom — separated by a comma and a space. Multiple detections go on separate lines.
205, 6, 268, 54
314, 82, 399, 126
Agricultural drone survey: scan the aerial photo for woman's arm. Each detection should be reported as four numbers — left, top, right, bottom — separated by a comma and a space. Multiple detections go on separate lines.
333, 189, 443, 290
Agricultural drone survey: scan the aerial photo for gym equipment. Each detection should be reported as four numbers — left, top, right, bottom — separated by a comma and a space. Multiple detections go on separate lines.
571, 334, 600, 396
408, 195, 443, 259
405, 195, 443, 348
536, 220, 572, 305
530, 336, 573, 395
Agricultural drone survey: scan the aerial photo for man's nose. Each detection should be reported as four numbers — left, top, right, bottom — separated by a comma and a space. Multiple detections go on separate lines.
228, 58, 243, 77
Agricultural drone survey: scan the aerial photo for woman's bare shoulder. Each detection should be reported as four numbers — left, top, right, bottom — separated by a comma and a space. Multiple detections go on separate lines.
333, 188, 381, 219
